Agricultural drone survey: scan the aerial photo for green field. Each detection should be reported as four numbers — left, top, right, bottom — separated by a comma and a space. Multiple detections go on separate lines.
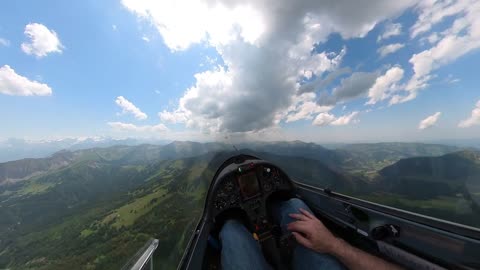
102, 188, 169, 228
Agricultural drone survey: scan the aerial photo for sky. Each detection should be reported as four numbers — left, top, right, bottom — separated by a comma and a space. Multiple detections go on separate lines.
0, 0, 480, 143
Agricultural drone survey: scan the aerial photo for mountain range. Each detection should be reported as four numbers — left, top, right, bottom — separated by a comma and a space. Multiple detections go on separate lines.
2, 136, 479, 164
0, 140, 479, 270
0, 137, 170, 163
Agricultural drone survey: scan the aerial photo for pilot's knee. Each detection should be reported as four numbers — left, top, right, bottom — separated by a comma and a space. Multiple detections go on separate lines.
285, 198, 312, 213
220, 220, 246, 239
219, 220, 257, 248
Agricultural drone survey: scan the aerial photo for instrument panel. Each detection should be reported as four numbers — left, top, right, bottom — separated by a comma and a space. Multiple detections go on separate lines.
211, 161, 292, 228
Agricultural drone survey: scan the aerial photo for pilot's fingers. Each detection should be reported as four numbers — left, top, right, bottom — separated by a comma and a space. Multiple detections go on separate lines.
289, 213, 309, 221
292, 232, 312, 249
287, 221, 310, 234
299, 208, 315, 219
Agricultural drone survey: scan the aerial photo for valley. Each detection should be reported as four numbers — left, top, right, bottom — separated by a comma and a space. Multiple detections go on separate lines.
0, 141, 479, 269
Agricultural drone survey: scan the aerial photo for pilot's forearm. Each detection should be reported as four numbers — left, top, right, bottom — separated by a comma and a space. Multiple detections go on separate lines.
330, 238, 403, 270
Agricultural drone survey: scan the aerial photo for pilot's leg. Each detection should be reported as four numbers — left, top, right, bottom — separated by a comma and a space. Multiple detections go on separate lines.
219, 219, 272, 270
273, 198, 346, 270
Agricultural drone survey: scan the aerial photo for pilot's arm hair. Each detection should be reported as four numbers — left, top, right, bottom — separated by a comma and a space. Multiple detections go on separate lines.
288, 209, 403, 270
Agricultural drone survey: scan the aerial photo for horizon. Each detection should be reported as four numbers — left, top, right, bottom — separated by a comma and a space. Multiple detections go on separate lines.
2, 135, 480, 145
1, 137, 477, 165
3, 136, 480, 149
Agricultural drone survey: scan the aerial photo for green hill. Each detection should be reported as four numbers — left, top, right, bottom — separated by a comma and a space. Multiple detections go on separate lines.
0, 141, 477, 269
0, 151, 75, 185
361, 150, 480, 228
335, 142, 461, 178
377, 150, 480, 198
0, 141, 231, 187
0, 146, 362, 270
0, 151, 217, 270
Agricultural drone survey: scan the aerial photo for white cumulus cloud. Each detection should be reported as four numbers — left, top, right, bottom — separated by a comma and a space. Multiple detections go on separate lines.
0, 65, 52, 96
418, 112, 441, 129
313, 111, 359, 126
115, 96, 148, 120
410, 0, 472, 38
285, 93, 333, 123
393, 0, 480, 105
122, 0, 267, 51
366, 66, 404, 105
159, 110, 187, 124
313, 113, 336, 126
426, 32, 440, 44
21, 23, 63, 58
378, 22, 402, 42
458, 100, 480, 128
377, 43, 405, 57
124, 0, 418, 133
331, 111, 359, 126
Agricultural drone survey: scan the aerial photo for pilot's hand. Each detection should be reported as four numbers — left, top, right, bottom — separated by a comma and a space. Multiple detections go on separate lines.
287, 208, 338, 254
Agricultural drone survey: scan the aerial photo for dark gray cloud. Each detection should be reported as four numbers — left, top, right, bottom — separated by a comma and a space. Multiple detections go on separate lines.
299, 67, 351, 94
317, 72, 378, 106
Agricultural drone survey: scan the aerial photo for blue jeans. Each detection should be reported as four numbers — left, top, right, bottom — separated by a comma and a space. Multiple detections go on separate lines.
219, 198, 345, 270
